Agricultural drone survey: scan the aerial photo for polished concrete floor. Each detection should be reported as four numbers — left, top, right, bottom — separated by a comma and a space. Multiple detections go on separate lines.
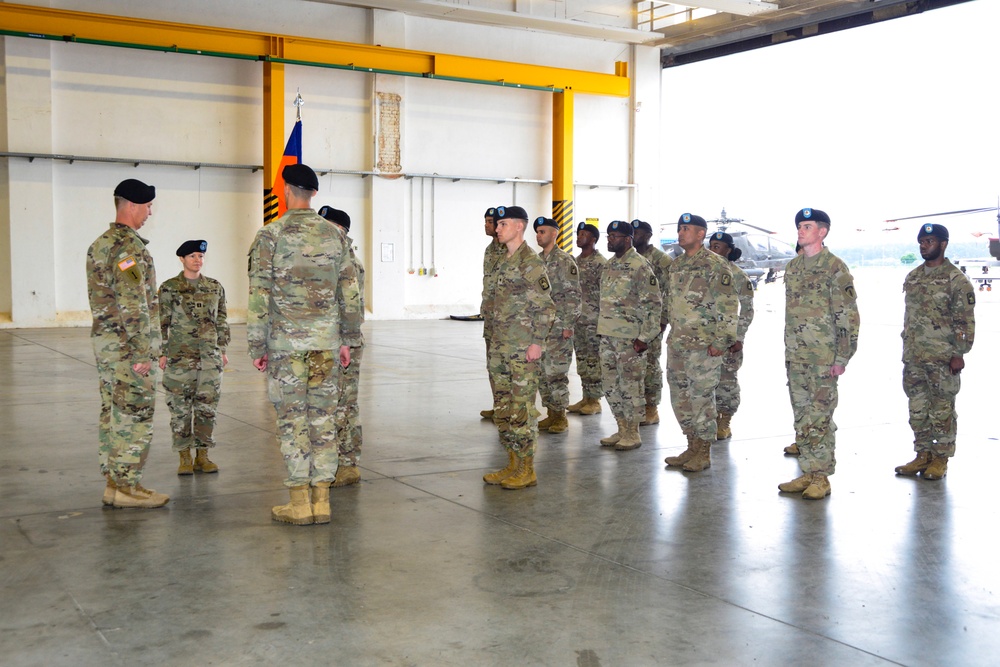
3, 268, 1000, 666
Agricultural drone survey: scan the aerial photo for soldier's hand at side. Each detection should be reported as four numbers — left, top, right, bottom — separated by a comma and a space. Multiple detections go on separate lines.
949, 356, 965, 375
707, 345, 723, 357
526, 343, 542, 362
562, 328, 572, 340
132, 361, 151, 376
340, 345, 351, 368
158, 356, 167, 371
830, 364, 846, 377
253, 355, 268, 372
633, 338, 648, 354
222, 354, 229, 367
729, 341, 743, 354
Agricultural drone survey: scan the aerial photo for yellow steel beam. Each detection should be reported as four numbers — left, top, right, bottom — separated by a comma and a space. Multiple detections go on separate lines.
552, 90, 575, 251
0, 2, 629, 97
263, 60, 285, 194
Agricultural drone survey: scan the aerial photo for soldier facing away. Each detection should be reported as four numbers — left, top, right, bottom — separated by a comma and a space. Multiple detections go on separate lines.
567, 222, 607, 416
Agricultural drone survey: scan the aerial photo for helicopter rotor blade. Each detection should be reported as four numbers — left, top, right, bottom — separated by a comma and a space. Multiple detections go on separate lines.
884, 207, 997, 223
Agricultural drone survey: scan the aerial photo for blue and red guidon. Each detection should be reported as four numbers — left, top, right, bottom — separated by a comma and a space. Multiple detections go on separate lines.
263, 120, 302, 224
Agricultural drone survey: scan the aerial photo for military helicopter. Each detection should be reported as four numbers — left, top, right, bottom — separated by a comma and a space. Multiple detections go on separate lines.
660, 208, 797, 287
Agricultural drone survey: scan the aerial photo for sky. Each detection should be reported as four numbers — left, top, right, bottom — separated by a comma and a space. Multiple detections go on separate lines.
660, 0, 1000, 250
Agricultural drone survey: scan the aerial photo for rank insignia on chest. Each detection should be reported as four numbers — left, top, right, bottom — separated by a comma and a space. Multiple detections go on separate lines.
721, 274, 731, 287
195, 302, 204, 309
539, 276, 550, 291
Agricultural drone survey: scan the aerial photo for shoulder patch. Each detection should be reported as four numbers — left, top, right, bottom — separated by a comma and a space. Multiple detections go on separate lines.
747, 280, 754, 291
539, 276, 550, 291
845, 285, 856, 299
649, 275, 657, 287
570, 265, 578, 276
117, 255, 142, 284
721, 273, 731, 287
968, 291, 976, 306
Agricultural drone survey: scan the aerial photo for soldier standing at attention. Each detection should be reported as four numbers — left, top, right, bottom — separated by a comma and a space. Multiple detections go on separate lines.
482, 206, 555, 490
533, 216, 581, 434
158, 240, 230, 476
567, 222, 606, 416
597, 221, 662, 451
248, 164, 362, 526
480, 207, 506, 419
631, 219, 672, 426
778, 208, 859, 500
707, 232, 755, 440
663, 214, 737, 472
318, 205, 367, 487
895, 223, 975, 481
87, 178, 169, 509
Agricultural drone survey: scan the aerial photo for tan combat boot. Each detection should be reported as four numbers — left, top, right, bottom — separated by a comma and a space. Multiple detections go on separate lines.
716, 413, 733, 440
501, 456, 537, 490
922, 456, 949, 480
480, 409, 495, 419
177, 449, 194, 475
639, 404, 659, 426
271, 485, 314, 525
112, 484, 170, 509
600, 417, 625, 446
334, 465, 361, 487
311, 482, 332, 524
778, 473, 813, 493
803, 473, 832, 499
547, 410, 569, 434
102, 476, 117, 506
484, 450, 519, 485
567, 399, 585, 414
615, 421, 642, 451
682, 438, 712, 472
895, 451, 932, 476
537, 410, 556, 430
784, 443, 800, 456
193, 449, 219, 473
665, 434, 696, 466
579, 398, 603, 415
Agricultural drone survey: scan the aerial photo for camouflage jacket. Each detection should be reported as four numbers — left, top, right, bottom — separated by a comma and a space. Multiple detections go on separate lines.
493, 241, 555, 349
666, 246, 737, 350
597, 247, 661, 342
637, 244, 672, 330
346, 235, 367, 348
480, 238, 506, 333
731, 263, 756, 343
540, 246, 581, 333
247, 208, 362, 358
86, 223, 160, 360
784, 247, 860, 366
575, 250, 607, 327
158, 273, 230, 358
902, 258, 975, 363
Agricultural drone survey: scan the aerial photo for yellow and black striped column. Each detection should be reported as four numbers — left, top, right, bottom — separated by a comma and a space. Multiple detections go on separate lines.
552, 89, 574, 252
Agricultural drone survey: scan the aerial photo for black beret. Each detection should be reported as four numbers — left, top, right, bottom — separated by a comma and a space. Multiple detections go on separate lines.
576, 221, 600, 240
795, 208, 831, 226
176, 239, 207, 257
283, 164, 319, 191
114, 178, 155, 204
318, 205, 351, 231
533, 217, 559, 231
484, 207, 497, 218
710, 231, 735, 247
918, 223, 949, 242
495, 205, 529, 222
677, 213, 707, 228
607, 220, 633, 237
631, 219, 653, 233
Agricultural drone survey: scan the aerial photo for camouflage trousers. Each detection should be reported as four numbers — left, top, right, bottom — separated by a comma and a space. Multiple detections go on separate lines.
786, 362, 838, 475
93, 334, 156, 487
484, 336, 499, 406
488, 345, 541, 458
336, 346, 364, 466
572, 322, 602, 400
903, 361, 960, 457
162, 355, 223, 452
717, 348, 744, 415
599, 336, 645, 424
539, 331, 573, 411
267, 350, 341, 487
643, 331, 665, 406
666, 343, 722, 442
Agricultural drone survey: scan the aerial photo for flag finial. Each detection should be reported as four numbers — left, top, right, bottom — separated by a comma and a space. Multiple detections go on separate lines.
294, 89, 304, 121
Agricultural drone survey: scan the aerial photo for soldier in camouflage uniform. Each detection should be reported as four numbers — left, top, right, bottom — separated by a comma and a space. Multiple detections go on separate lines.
158, 239, 230, 476
248, 164, 362, 526
319, 205, 366, 487
533, 216, 581, 434
480, 207, 506, 419
778, 208, 860, 500
87, 178, 169, 509
663, 214, 737, 473
631, 219, 672, 426
482, 206, 555, 490
895, 223, 975, 481
568, 222, 606, 416
707, 232, 755, 440
597, 220, 662, 451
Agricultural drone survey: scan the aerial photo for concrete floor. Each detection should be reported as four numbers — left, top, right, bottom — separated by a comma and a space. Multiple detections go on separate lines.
3, 267, 1000, 666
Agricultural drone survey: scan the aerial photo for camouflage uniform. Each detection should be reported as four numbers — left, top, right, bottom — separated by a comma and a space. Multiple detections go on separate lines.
539, 247, 580, 412
573, 251, 607, 400
482, 239, 507, 402
247, 208, 362, 488
716, 264, 755, 415
598, 247, 662, 425
784, 247, 860, 476
901, 258, 975, 458
87, 223, 161, 487
489, 242, 555, 458
665, 246, 737, 442
336, 239, 366, 467
159, 273, 230, 452
636, 245, 672, 406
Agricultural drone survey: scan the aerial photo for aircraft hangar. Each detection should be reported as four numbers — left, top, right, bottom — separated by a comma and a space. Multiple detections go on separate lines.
0, 1, 995, 665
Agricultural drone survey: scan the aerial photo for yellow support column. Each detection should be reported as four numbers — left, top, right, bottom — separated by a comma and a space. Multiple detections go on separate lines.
262, 40, 285, 224
552, 89, 574, 252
